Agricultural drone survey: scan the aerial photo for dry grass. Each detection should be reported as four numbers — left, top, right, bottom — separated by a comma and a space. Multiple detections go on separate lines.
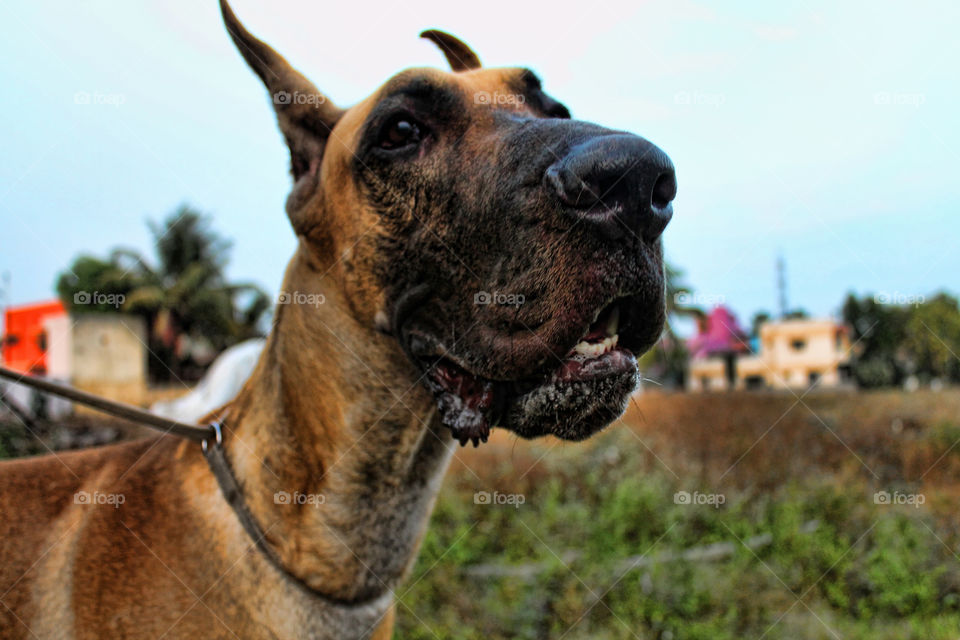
623, 389, 960, 500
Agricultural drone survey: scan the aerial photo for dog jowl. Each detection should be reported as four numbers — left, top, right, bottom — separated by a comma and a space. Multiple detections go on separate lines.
222, 2, 675, 446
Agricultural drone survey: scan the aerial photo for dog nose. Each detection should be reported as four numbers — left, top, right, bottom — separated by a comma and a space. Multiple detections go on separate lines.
544, 135, 676, 241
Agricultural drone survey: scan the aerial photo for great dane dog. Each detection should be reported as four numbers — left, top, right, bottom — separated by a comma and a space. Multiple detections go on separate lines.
0, 2, 675, 637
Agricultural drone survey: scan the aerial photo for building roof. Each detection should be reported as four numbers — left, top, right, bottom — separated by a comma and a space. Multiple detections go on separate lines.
687, 306, 750, 359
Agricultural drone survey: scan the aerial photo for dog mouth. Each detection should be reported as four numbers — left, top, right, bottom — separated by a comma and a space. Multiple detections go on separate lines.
421, 301, 641, 446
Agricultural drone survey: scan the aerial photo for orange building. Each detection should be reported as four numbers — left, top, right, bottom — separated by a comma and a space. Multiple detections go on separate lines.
1, 300, 67, 375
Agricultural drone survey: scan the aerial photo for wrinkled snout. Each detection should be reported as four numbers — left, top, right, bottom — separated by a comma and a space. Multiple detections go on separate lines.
544, 134, 676, 241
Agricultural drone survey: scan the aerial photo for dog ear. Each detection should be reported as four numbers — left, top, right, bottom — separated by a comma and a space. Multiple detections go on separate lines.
420, 30, 482, 71
220, 0, 344, 185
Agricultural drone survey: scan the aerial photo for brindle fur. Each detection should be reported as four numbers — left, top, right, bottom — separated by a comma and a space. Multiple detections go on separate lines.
0, 1, 670, 637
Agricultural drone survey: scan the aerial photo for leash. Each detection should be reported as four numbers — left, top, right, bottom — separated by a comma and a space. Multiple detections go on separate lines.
0, 365, 383, 608
0, 365, 213, 441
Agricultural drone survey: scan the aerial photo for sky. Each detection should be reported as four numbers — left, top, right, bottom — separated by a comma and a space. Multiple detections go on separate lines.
0, 0, 956, 335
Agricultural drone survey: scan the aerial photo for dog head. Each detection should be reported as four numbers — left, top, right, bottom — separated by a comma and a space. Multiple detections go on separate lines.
222, 1, 676, 446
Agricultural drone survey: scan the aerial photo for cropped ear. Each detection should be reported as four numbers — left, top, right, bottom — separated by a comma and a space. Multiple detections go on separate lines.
420, 30, 482, 71
220, 0, 344, 182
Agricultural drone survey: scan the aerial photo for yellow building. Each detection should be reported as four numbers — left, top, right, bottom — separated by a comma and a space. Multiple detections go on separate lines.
42, 313, 148, 409
688, 318, 851, 391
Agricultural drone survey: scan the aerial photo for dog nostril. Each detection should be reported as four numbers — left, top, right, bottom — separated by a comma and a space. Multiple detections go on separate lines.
651, 171, 677, 210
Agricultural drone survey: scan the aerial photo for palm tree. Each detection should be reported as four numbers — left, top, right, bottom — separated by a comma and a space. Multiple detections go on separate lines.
57, 205, 269, 381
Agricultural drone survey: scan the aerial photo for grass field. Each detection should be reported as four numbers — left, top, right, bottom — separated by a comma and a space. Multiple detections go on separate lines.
395, 389, 960, 639
3, 389, 959, 638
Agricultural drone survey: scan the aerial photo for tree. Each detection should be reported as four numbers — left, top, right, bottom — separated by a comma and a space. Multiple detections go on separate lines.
638, 260, 696, 388
56, 205, 269, 381
903, 293, 960, 383
842, 293, 910, 388
841, 291, 960, 388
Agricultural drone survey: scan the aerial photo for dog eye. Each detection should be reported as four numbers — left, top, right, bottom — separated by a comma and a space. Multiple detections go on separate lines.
379, 117, 423, 150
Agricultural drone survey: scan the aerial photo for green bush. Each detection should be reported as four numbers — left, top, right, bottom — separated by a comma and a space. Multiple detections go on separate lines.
396, 428, 960, 639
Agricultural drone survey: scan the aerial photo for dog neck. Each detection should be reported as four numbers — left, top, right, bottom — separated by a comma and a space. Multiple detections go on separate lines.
219, 246, 455, 603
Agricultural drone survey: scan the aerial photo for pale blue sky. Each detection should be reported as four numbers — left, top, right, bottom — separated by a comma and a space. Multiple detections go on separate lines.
1, 0, 956, 332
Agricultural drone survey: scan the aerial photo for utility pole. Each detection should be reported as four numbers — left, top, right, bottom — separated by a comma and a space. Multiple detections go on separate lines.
777, 255, 787, 319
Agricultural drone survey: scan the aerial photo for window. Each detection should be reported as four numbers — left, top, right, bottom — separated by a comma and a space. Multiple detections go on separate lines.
790, 338, 806, 351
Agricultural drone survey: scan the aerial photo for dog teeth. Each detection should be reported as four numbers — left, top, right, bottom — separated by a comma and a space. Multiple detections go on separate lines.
606, 306, 620, 336
573, 334, 619, 357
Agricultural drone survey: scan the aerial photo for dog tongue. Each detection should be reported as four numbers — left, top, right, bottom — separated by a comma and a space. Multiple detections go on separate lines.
428, 363, 496, 447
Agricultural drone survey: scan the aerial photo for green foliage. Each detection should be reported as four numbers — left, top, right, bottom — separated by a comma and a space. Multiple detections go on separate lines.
395, 428, 960, 639
903, 293, 960, 382
843, 293, 911, 387
148, 210, 230, 281
843, 291, 960, 388
854, 358, 898, 388
55, 205, 269, 381
55, 255, 138, 313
